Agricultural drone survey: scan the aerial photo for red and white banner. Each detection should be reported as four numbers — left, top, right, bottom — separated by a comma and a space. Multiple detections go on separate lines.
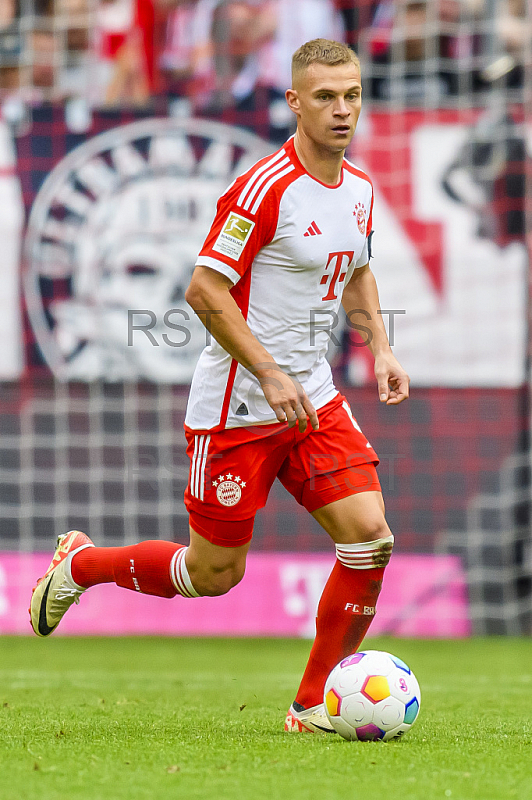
1, 110, 527, 386
348, 109, 529, 388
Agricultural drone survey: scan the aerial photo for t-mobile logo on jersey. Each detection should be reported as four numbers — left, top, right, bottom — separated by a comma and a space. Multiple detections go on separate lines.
320, 251, 354, 301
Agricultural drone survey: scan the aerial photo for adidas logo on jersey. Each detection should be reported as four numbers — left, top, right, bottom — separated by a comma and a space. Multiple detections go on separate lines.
304, 221, 322, 237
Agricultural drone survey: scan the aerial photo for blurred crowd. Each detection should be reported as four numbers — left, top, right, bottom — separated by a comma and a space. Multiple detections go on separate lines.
0, 0, 529, 112
364, 0, 529, 102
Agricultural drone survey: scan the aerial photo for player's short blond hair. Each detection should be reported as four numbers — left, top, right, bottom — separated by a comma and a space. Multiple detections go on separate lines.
291, 39, 360, 84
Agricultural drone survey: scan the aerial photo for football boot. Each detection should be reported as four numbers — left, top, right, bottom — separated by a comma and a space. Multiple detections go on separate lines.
284, 701, 336, 733
30, 530, 94, 637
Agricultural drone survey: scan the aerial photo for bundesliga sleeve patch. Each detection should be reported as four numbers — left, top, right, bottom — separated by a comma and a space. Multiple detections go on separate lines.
212, 212, 255, 261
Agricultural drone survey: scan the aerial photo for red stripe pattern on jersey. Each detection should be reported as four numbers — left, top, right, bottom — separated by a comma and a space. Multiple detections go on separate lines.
246, 163, 296, 215
237, 148, 296, 215
237, 148, 288, 208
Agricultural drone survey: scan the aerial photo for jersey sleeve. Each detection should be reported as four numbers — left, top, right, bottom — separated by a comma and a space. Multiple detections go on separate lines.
354, 184, 374, 269
195, 177, 279, 285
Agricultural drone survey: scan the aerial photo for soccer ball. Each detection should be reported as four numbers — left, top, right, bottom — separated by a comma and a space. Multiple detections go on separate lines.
324, 650, 421, 741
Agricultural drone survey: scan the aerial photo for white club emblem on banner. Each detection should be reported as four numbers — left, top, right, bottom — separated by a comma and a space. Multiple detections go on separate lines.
24, 118, 271, 382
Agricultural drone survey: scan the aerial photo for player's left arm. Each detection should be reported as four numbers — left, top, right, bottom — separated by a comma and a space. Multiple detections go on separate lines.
341, 263, 410, 405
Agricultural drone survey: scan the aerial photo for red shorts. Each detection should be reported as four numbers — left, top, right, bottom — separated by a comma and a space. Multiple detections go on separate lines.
184, 393, 380, 547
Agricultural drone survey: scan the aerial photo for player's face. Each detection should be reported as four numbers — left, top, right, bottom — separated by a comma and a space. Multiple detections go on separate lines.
288, 63, 362, 152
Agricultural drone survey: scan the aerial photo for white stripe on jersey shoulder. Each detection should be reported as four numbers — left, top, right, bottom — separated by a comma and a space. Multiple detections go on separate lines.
249, 164, 296, 215
237, 147, 287, 208
242, 157, 293, 212
343, 158, 373, 187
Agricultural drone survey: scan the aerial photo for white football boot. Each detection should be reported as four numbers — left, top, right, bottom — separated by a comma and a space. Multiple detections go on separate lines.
284, 702, 336, 733
30, 530, 94, 637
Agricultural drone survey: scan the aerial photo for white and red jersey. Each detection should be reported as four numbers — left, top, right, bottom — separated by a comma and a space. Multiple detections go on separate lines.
185, 137, 373, 431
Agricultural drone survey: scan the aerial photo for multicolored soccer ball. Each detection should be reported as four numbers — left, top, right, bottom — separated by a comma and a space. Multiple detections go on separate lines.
324, 650, 421, 741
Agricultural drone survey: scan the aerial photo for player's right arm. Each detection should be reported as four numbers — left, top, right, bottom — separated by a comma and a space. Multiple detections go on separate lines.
185, 265, 318, 431
186, 165, 318, 431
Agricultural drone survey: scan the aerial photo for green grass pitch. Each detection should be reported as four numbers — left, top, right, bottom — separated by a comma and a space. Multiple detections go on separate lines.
1, 636, 531, 800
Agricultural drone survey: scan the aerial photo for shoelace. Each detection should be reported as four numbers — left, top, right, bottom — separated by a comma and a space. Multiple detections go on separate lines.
54, 585, 83, 603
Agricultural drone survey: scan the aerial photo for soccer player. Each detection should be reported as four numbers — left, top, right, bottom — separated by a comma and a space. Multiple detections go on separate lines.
30, 38, 409, 734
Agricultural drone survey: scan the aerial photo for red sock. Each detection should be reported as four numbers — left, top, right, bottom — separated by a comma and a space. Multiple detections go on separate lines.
295, 537, 393, 709
71, 541, 184, 598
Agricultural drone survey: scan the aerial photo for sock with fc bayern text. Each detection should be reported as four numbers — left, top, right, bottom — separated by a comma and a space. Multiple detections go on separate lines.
294, 534, 394, 710
70, 540, 201, 599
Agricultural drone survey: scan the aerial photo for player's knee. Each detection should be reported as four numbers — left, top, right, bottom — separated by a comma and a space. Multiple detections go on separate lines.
352, 515, 391, 544
198, 561, 246, 597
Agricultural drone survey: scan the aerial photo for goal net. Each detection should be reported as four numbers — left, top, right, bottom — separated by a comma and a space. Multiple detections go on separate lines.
0, 0, 530, 633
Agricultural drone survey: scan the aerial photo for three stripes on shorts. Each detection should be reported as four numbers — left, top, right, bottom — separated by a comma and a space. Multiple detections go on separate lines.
190, 434, 211, 502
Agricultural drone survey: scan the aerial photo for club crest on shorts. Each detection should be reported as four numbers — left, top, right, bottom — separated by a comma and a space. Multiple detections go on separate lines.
212, 474, 246, 507
354, 202, 366, 235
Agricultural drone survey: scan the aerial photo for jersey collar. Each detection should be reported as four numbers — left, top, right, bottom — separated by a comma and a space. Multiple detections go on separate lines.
283, 136, 345, 189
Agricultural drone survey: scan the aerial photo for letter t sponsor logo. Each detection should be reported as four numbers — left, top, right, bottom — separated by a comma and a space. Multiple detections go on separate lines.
320, 251, 354, 301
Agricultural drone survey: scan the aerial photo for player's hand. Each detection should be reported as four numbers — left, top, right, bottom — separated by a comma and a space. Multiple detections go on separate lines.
255, 364, 319, 431
374, 353, 410, 405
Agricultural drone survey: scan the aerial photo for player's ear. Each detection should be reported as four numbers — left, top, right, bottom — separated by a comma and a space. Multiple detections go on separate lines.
285, 88, 300, 114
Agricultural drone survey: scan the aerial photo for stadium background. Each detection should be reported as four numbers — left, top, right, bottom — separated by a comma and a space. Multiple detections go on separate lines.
0, 0, 530, 635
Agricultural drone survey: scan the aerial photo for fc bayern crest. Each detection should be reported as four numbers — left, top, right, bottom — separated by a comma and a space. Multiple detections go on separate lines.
24, 118, 271, 381
213, 474, 246, 507
354, 202, 366, 235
